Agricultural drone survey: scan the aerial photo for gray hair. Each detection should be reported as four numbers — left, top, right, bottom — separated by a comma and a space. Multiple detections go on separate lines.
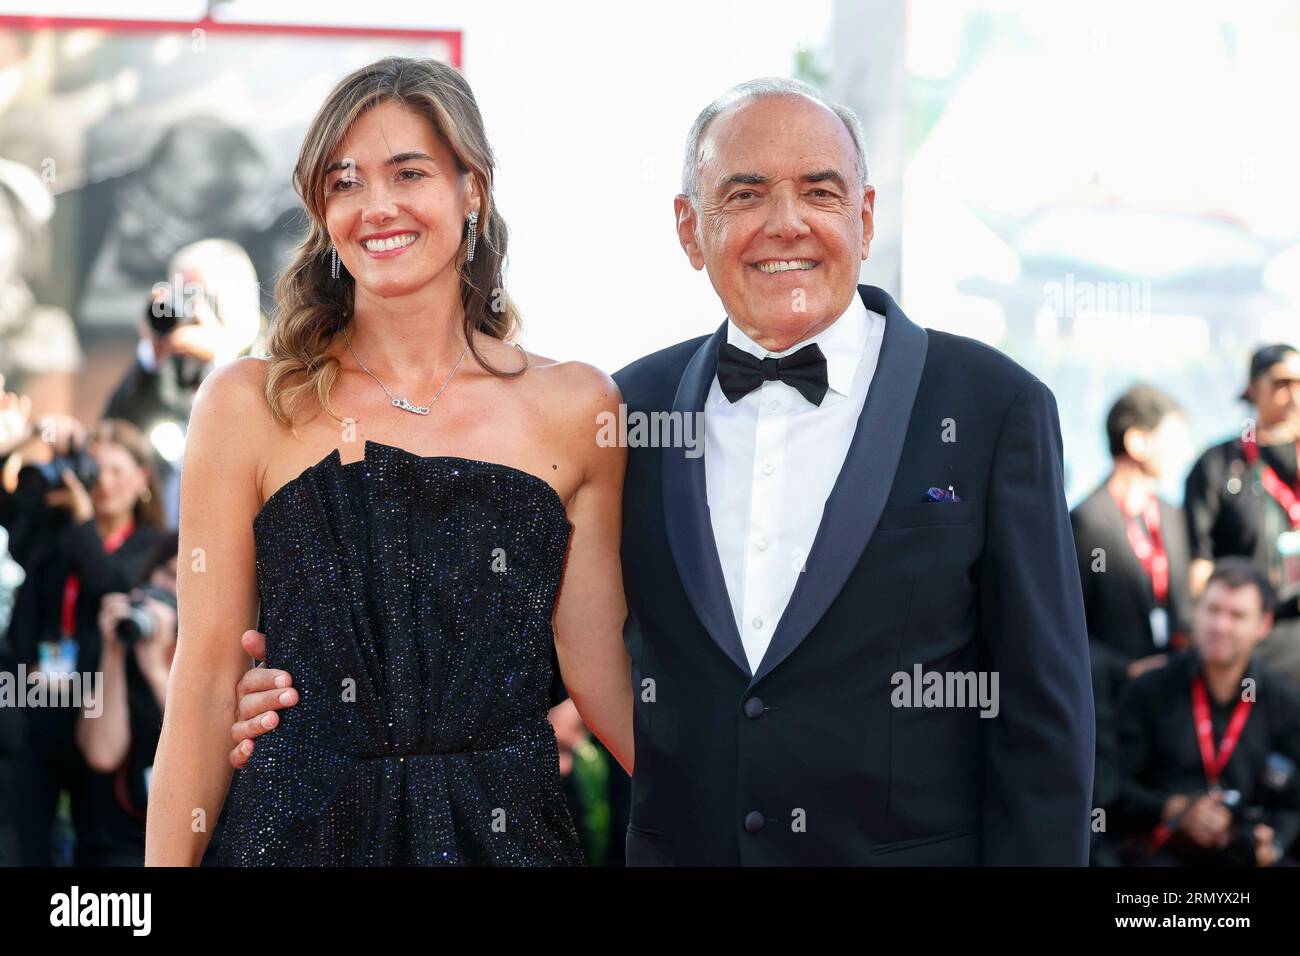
680, 77, 869, 204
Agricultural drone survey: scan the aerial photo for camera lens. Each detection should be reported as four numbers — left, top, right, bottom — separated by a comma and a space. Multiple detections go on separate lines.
115, 604, 156, 645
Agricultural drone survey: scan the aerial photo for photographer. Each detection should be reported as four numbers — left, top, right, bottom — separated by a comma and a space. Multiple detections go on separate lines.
75, 537, 177, 866
103, 239, 264, 528
2, 416, 171, 865
0, 388, 85, 629
1115, 558, 1300, 865
0, 377, 48, 863
1185, 344, 1300, 687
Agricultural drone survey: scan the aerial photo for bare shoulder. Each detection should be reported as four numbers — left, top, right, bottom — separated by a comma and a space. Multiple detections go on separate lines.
522, 352, 622, 414
193, 355, 271, 416
527, 357, 624, 493
529, 356, 623, 456
188, 356, 279, 464
471, 332, 621, 422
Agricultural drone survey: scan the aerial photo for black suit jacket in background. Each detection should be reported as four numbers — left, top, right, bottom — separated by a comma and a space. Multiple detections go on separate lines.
1070, 486, 1193, 674
612, 284, 1095, 866
1184, 438, 1300, 621
1071, 486, 1192, 861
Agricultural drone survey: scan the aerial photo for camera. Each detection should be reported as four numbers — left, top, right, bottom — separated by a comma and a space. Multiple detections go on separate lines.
115, 584, 178, 646
12, 441, 98, 512
1216, 754, 1296, 865
146, 286, 212, 337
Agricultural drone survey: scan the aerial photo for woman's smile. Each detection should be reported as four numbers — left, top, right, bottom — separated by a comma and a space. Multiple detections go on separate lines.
360, 230, 420, 258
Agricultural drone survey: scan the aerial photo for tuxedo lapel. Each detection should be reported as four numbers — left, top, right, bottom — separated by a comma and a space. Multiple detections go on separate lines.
749, 285, 930, 686
662, 321, 752, 676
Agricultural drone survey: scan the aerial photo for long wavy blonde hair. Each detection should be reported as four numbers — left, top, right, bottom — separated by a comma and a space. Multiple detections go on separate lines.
265, 57, 522, 429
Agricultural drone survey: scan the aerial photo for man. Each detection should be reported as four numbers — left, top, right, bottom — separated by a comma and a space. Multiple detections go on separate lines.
105, 239, 265, 529
1073, 384, 1194, 677
1113, 559, 1300, 866
229, 78, 1094, 864
1070, 384, 1193, 864
1185, 344, 1300, 688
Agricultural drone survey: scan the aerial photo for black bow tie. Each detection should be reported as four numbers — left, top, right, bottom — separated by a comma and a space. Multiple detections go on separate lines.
716, 341, 830, 406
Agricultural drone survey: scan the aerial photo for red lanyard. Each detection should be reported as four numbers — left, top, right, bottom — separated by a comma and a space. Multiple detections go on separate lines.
1112, 490, 1169, 605
1149, 673, 1254, 852
1241, 437, 1300, 528
60, 519, 136, 638
1190, 675, 1253, 788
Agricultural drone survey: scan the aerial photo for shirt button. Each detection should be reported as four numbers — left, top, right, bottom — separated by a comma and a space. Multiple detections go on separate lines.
762, 462, 775, 476
755, 537, 768, 551
767, 399, 780, 411
752, 616, 764, 629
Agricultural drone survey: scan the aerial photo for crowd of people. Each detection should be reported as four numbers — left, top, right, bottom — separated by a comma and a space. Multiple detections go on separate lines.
1076, 346, 1300, 866
5, 334, 1300, 866
0, 403, 177, 865
0, 195, 279, 864
0, 147, 1297, 865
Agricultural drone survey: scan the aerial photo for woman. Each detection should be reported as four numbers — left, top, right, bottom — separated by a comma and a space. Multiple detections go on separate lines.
2, 414, 171, 865
145, 57, 633, 866
75, 539, 179, 866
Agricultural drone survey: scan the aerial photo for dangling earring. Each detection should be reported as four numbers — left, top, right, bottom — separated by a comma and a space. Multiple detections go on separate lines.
330, 245, 340, 279
465, 211, 479, 264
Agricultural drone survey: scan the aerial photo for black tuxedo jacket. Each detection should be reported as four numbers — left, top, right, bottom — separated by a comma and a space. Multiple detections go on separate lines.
611, 284, 1095, 865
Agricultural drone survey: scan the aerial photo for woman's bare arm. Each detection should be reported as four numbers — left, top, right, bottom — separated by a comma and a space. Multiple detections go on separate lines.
551, 366, 634, 775
76, 609, 131, 772
144, 358, 266, 865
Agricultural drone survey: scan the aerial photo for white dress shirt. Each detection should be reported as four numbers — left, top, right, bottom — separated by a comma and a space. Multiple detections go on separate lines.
704, 292, 884, 673
137, 336, 158, 372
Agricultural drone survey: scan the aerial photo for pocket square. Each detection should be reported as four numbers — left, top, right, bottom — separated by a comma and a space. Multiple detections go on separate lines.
925, 485, 962, 502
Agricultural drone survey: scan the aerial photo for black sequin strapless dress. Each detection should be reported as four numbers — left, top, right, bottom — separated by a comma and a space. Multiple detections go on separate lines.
215, 440, 585, 866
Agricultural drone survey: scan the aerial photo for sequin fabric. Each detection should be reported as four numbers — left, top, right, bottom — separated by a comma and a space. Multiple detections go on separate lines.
215, 439, 584, 866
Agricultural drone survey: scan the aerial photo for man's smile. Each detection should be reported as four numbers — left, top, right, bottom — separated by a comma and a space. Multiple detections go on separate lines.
751, 258, 821, 274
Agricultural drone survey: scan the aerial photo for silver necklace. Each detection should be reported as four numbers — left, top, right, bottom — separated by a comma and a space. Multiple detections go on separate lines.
343, 326, 471, 416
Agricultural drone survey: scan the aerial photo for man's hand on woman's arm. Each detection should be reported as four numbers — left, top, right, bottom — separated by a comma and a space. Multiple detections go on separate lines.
228, 627, 298, 769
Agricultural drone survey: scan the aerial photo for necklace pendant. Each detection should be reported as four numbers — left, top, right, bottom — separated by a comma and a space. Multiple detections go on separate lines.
392, 397, 430, 415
